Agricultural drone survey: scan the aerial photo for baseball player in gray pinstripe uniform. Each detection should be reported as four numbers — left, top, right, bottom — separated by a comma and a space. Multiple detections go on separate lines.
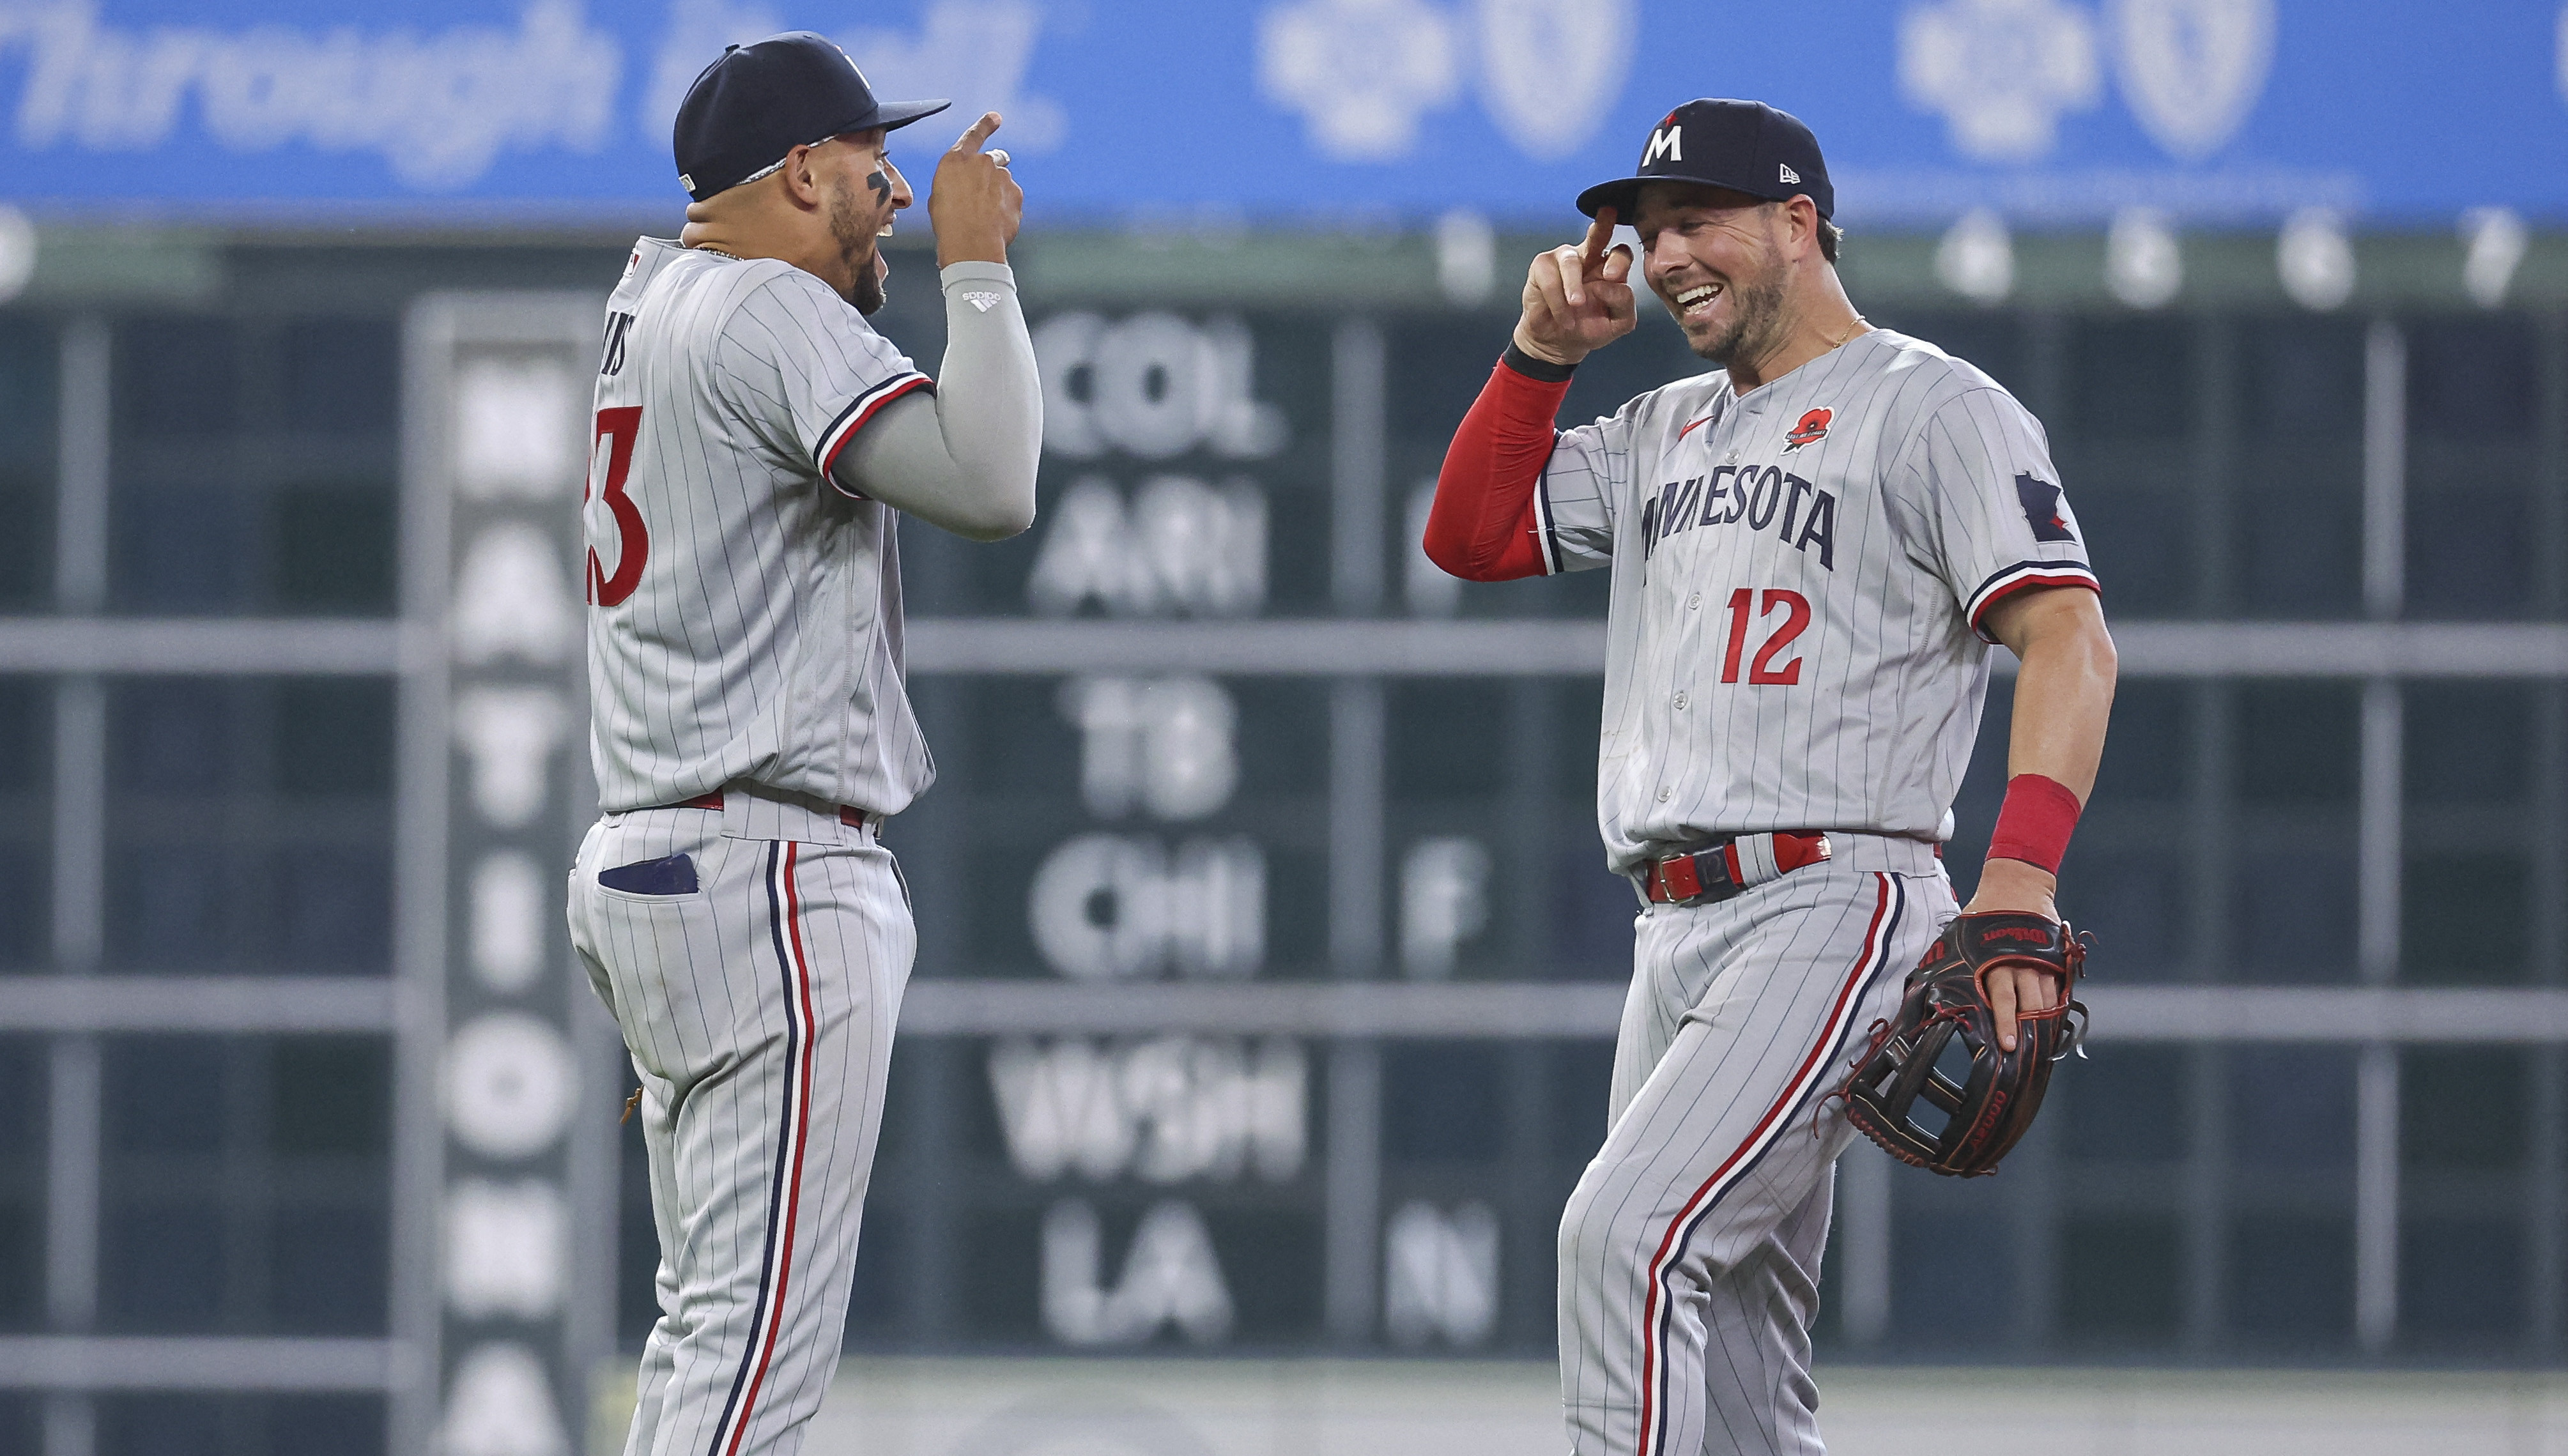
1426, 100, 2118, 1454
564, 34, 1038, 1456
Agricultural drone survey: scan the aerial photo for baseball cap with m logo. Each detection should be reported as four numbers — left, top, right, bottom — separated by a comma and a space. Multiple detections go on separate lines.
1576, 98, 1834, 222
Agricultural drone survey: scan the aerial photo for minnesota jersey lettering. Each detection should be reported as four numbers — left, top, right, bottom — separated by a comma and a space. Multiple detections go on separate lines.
1638, 464, 1836, 567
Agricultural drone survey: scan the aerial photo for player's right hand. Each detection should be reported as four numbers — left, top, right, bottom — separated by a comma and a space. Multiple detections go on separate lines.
1516, 208, 1636, 367
930, 111, 1022, 269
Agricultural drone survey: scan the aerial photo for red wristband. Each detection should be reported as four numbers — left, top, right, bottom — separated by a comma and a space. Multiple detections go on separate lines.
1987, 774, 2082, 874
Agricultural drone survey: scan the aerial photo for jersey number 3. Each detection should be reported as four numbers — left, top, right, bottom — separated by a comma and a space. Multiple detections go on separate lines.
587, 406, 647, 606
1720, 588, 1810, 686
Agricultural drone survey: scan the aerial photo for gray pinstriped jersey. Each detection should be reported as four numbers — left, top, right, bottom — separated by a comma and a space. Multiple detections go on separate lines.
1534, 328, 2098, 875
585, 238, 935, 815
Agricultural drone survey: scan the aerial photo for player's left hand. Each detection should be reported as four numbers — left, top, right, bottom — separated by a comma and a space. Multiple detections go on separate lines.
1962, 856, 2061, 1052
930, 111, 1022, 268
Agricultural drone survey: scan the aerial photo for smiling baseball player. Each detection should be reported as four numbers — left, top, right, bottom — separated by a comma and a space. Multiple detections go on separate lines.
564, 33, 1038, 1456
1426, 100, 2118, 1455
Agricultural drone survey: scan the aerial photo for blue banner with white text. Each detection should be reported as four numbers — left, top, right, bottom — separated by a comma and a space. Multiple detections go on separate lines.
0, 0, 2561, 225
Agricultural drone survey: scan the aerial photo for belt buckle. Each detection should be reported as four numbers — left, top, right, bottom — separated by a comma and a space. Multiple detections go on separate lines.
1654, 841, 1741, 907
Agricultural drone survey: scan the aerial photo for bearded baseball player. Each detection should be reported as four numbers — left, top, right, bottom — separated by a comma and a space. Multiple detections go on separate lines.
1426, 100, 2118, 1455
564, 33, 1038, 1456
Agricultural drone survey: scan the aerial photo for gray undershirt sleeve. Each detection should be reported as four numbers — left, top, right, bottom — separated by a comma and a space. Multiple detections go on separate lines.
833, 260, 1043, 540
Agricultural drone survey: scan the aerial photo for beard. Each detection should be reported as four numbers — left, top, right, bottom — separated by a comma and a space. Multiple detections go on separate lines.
850, 257, 886, 316
830, 187, 889, 314
1687, 261, 1787, 367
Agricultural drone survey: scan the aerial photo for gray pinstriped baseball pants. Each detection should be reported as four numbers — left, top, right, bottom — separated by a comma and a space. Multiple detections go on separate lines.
1559, 861, 1951, 1456
569, 804, 912, 1456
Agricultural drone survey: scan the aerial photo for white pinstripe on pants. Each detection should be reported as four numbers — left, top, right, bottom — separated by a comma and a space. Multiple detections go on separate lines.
1559, 862, 1952, 1456
569, 807, 912, 1456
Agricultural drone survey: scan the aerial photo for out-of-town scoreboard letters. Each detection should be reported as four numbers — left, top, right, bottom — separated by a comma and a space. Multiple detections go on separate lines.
948, 307, 1519, 1356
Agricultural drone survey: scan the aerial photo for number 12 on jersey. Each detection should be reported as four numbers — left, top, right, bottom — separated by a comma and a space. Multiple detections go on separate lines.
1719, 588, 1809, 685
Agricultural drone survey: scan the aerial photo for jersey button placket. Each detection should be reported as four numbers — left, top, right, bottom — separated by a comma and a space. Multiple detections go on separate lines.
1673, 691, 1688, 710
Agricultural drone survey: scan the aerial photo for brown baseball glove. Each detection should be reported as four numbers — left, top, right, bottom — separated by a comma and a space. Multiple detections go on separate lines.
1834, 912, 2088, 1177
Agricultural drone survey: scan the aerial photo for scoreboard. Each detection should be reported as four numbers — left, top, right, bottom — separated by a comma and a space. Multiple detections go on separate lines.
198, 208, 2568, 1443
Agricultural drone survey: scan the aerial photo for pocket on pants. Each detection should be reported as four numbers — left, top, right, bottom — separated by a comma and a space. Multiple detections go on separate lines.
596, 852, 699, 897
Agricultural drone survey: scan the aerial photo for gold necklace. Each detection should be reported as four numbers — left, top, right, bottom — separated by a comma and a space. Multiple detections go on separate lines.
689, 242, 741, 260
1833, 312, 1869, 348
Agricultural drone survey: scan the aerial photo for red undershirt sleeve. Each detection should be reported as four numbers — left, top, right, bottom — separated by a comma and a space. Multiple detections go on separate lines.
1423, 348, 1576, 582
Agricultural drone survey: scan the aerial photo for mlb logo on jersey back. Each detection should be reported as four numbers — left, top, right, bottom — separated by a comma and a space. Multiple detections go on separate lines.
2014, 473, 2078, 543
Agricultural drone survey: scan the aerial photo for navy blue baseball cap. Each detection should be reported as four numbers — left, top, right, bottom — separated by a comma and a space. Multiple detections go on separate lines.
1576, 99, 1834, 222
673, 31, 950, 202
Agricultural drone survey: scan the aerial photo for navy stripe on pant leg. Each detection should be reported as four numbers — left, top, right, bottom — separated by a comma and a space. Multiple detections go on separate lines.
705, 841, 808, 1456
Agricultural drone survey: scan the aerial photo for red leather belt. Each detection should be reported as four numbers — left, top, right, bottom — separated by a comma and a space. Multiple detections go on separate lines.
1641, 831, 1831, 906
666, 790, 872, 830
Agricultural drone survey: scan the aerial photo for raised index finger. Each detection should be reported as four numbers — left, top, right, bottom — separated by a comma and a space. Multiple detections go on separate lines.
951, 111, 1003, 153
1579, 206, 1618, 270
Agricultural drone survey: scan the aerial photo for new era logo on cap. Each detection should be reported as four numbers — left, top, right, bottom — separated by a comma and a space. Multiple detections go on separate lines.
1779, 163, 1799, 183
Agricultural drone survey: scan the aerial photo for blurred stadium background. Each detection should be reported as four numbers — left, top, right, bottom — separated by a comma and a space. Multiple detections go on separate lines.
1, 1, 2566, 1452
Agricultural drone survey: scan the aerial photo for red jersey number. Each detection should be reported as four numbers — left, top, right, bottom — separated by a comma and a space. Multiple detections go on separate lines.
1719, 588, 1810, 686
587, 406, 646, 607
